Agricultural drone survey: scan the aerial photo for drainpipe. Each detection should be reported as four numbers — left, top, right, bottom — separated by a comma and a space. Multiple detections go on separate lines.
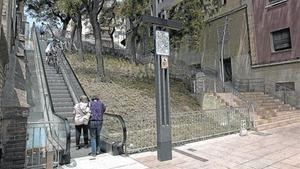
244, 4, 253, 66
220, 16, 229, 90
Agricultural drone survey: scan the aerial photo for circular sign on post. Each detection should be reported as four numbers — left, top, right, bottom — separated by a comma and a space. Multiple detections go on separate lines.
156, 30, 170, 56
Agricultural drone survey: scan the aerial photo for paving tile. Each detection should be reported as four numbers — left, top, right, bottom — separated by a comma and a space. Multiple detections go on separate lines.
134, 155, 157, 163
242, 158, 275, 169
62, 123, 300, 169
264, 147, 300, 161
175, 161, 208, 169
281, 153, 300, 166
270, 162, 300, 169
263, 166, 278, 169
231, 165, 256, 169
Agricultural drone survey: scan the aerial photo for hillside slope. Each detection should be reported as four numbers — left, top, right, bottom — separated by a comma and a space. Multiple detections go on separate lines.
67, 53, 201, 116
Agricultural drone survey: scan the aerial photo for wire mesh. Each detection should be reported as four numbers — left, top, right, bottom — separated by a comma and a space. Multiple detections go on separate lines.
124, 108, 250, 154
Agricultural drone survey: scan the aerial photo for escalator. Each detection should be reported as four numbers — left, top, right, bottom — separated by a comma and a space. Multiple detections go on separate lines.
30, 23, 127, 166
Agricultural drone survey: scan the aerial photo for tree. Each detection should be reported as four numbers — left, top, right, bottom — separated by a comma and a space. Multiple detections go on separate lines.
118, 0, 151, 63
169, 0, 220, 51
81, 0, 106, 78
26, 0, 71, 37
100, 0, 117, 52
57, 0, 85, 59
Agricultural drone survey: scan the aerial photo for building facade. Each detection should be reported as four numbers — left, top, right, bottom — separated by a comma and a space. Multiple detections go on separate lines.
0, 0, 29, 168
201, 0, 251, 83
250, 0, 300, 96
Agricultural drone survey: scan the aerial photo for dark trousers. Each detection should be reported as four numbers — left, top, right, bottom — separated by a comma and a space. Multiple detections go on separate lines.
75, 124, 89, 146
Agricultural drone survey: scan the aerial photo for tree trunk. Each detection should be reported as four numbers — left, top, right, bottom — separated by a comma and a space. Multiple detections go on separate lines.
70, 23, 77, 51
90, 14, 105, 78
128, 20, 137, 63
109, 27, 115, 53
76, 14, 84, 61
131, 29, 137, 63
60, 17, 71, 37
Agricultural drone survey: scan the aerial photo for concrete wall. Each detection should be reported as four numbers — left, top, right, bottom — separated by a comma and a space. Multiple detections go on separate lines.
252, 62, 300, 90
201, 7, 251, 80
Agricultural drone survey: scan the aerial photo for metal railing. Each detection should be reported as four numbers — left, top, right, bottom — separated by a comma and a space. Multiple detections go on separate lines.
31, 23, 70, 166
197, 69, 256, 128
264, 83, 300, 109
58, 47, 127, 155
124, 108, 250, 153
26, 122, 62, 168
232, 78, 265, 93
232, 78, 300, 109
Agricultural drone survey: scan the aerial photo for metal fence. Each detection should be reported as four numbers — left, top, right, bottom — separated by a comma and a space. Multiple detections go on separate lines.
124, 108, 251, 154
26, 122, 62, 169
232, 78, 265, 93
264, 83, 300, 109
232, 78, 300, 109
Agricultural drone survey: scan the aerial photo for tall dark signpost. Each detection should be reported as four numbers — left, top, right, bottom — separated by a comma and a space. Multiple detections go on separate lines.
142, 0, 182, 162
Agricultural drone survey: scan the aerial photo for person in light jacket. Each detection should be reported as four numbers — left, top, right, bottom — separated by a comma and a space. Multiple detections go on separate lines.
73, 95, 90, 150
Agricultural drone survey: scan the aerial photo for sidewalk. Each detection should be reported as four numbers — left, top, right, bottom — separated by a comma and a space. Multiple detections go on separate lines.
62, 123, 300, 169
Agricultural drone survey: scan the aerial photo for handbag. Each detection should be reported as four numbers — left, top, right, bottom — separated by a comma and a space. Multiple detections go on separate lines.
82, 107, 91, 125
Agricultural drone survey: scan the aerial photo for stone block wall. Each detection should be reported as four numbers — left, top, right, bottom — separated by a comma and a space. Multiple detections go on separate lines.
0, 107, 29, 169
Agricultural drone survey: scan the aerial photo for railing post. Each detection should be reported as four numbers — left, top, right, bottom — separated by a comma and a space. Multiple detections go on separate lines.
46, 151, 54, 169
284, 87, 287, 104
247, 79, 250, 92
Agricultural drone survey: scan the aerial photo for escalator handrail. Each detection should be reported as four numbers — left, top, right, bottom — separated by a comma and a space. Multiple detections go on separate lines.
33, 24, 71, 159
60, 51, 127, 151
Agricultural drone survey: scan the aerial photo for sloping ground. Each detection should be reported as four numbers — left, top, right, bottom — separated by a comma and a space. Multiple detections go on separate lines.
66, 54, 246, 153
67, 53, 201, 115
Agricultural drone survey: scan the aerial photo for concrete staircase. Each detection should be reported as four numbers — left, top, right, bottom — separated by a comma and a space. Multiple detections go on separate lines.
216, 92, 300, 131
42, 58, 76, 143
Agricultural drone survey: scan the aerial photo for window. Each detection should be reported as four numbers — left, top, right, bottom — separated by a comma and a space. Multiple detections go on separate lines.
271, 28, 292, 51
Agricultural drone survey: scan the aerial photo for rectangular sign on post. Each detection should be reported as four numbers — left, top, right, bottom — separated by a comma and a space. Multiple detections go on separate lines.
161, 56, 169, 69
156, 30, 170, 56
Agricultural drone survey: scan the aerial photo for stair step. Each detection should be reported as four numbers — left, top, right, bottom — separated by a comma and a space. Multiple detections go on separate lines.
47, 75, 64, 79
54, 107, 74, 112
53, 102, 74, 107
258, 102, 283, 106
275, 110, 300, 116
257, 113, 300, 125
53, 98, 73, 102
49, 86, 68, 90
55, 111, 73, 117
51, 93, 71, 98
257, 118, 300, 131
47, 79, 65, 83
48, 82, 66, 86
50, 90, 69, 94
46, 72, 61, 75
241, 92, 264, 95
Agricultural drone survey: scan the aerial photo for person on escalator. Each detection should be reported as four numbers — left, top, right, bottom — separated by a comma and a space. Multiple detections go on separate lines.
73, 95, 91, 150
89, 95, 106, 157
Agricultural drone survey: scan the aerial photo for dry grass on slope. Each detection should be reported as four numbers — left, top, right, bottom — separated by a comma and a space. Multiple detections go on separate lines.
67, 53, 201, 116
